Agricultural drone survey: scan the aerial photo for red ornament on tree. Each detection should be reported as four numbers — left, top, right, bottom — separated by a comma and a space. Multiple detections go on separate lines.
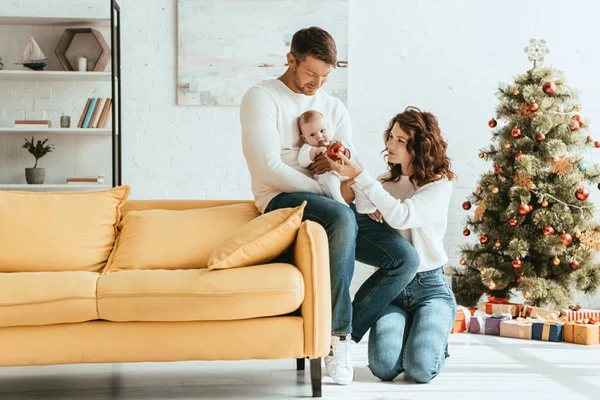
574, 113, 585, 126
494, 165, 503, 174
516, 275, 525, 283
576, 187, 590, 201
543, 225, 555, 236
462, 201, 471, 210
488, 118, 497, 128
518, 204, 530, 215
543, 81, 556, 94
570, 261, 580, 270
327, 141, 347, 161
529, 102, 539, 112
560, 232, 573, 246
595, 141, 600, 149
536, 132, 546, 141
571, 119, 581, 131
515, 151, 524, 161
512, 259, 523, 269
511, 127, 522, 138
480, 235, 489, 244
463, 228, 471, 236
509, 218, 518, 227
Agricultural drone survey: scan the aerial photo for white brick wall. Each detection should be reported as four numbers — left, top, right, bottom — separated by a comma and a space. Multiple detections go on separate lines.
2, 0, 600, 306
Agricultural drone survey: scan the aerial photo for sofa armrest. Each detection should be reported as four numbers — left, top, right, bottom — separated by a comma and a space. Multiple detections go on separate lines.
293, 220, 331, 359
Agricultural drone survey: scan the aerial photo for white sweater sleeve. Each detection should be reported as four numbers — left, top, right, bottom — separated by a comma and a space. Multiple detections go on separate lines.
353, 170, 453, 230
331, 99, 357, 159
298, 143, 315, 168
240, 87, 323, 194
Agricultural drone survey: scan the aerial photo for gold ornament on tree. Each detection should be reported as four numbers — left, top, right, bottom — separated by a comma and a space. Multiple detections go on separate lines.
516, 103, 537, 119
549, 156, 573, 178
514, 171, 533, 189
579, 231, 600, 254
474, 199, 486, 221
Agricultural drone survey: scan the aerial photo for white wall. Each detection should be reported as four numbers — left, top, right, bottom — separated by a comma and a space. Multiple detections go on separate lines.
2, 0, 600, 306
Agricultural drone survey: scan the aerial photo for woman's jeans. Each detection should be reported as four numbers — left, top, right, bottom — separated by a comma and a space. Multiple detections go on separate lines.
364, 267, 457, 383
265, 192, 420, 336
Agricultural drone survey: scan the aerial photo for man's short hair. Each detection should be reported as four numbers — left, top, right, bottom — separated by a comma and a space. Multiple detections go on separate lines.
290, 26, 337, 66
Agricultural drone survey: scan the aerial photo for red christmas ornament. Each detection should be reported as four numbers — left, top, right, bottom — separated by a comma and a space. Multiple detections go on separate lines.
536, 132, 546, 141
574, 113, 585, 126
516, 275, 525, 283
559, 232, 573, 246
595, 141, 600, 148
509, 218, 518, 227
576, 187, 590, 201
327, 141, 347, 161
518, 204, 530, 215
515, 151, 524, 161
463, 228, 471, 236
543, 225, 555, 236
511, 128, 522, 138
494, 165, 503, 174
462, 201, 471, 210
571, 119, 581, 131
529, 102, 539, 112
512, 259, 523, 269
543, 81, 556, 94
570, 261, 580, 270
488, 118, 497, 128
480, 235, 489, 244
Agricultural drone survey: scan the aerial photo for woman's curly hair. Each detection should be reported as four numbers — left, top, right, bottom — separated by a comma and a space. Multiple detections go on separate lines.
382, 106, 455, 187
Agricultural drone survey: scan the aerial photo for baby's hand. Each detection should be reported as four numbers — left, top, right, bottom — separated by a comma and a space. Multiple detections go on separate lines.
310, 147, 327, 161
319, 146, 327, 155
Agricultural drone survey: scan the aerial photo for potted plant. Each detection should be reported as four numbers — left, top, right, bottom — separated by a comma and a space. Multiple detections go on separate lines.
22, 137, 54, 184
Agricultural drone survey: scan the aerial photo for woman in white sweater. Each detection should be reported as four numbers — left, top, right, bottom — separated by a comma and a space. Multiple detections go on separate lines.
328, 106, 457, 383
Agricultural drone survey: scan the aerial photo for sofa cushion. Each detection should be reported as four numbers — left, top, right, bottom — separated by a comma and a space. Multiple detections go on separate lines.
106, 203, 260, 271
0, 271, 99, 327
0, 186, 130, 273
97, 263, 304, 322
208, 202, 306, 271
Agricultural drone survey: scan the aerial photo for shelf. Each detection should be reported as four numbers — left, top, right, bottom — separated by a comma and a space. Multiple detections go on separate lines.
0, 70, 112, 81
0, 184, 111, 190
0, 16, 110, 27
0, 128, 112, 135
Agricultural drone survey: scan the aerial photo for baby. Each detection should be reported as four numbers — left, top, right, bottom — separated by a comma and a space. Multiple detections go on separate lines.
297, 110, 376, 213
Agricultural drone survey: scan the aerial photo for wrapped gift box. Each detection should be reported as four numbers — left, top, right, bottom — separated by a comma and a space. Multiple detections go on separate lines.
560, 309, 600, 322
532, 321, 563, 342
469, 312, 511, 335
520, 305, 559, 320
477, 297, 522, 317
452, 306, 476, 333
500, 318, 533, 340
563, 322, 600, 345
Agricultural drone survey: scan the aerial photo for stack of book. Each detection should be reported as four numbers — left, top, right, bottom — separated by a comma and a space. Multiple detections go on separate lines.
77, 97, 112, 128
66, 175, 105, 184
14, 119, 52, 128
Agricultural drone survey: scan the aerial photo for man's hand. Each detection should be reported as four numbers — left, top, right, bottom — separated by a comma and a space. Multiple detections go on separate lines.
340, 179, 356, 204
308, 153, 333, 175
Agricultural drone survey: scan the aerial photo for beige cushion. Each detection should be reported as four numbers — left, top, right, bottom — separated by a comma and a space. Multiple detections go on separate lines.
208, 202, 305, 270
106, 203, 260, 271
0, 271, 99, 327
0, 186, 130, 272
97, 263, 304, 322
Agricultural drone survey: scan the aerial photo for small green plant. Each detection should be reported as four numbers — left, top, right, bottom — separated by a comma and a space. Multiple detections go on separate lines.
22, 137, 54, 168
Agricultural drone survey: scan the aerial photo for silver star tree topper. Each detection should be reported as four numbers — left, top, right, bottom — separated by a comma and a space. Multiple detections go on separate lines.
524, 39, 549, 68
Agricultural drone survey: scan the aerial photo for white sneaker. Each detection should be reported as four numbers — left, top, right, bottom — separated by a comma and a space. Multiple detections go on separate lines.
325, 335, 354, 385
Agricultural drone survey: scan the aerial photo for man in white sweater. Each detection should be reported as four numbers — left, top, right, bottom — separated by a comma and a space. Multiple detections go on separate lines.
240, 27, 420, 385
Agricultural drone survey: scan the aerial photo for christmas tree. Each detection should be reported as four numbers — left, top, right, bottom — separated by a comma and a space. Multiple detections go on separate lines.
454, 39, 600, 308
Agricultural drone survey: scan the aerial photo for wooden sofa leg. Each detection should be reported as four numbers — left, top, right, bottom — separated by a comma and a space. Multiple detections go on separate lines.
296, 357, 305, 371
310, 358, 322, 398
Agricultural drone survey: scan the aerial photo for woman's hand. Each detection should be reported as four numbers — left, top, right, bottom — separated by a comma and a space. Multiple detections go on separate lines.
340, 179, 356, 204
325, 152, 363, 179
368, 210, 383, 223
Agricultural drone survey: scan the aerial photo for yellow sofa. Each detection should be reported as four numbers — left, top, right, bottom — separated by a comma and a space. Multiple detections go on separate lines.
0, 192, 331, 398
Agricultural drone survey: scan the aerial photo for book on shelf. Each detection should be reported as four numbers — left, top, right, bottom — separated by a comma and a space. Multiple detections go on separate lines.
77, 97, 112, 129
81, 97, 97, 128
66, 175, 105, 184
77, 98, 92, 128
14, 119, 52, 128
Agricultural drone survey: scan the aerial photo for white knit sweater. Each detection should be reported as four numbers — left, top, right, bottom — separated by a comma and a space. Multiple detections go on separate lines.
353, 171, 453, 272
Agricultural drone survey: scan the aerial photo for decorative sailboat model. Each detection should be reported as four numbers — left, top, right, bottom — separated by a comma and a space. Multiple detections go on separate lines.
16, 34, 48, 71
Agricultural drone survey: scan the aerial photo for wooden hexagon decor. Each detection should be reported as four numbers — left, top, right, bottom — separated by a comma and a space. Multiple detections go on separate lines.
54, 28, 111, 72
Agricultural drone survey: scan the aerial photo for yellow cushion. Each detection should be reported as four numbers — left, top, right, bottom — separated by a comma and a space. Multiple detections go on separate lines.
208, 202, 306, 270
0, 186, 130, 273
106, 203, 260, 271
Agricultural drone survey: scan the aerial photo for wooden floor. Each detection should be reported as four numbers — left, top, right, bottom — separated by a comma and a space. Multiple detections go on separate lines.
1, 334, 599, 400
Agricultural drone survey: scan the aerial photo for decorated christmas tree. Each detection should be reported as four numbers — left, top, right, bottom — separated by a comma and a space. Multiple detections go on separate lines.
454, 39, 600, 308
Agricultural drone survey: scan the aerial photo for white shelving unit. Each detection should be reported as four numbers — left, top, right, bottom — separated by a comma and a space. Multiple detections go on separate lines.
0, 16, 110, 27
0, 70, 112, 81
0, 128, 112, 135
0, 184, 111, 190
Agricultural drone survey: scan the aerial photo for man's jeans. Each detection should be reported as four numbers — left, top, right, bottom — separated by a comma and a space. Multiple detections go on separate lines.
365, 267, 457, 383
265, 192, 420, 336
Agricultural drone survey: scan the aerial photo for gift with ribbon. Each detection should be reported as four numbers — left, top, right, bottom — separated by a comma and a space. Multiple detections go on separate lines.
452, 306, 475, 333
520, 305, 559, 320
477, 296, 522, 317
469, 310, 511, 335
531, 313, 565, 342
559, 307, 600, 322
500, 317, 534, 340
563, 320, 600, 345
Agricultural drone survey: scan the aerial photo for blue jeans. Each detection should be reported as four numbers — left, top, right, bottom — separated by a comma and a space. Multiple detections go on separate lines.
366, 267, 457, 383
265, 193, 420, 336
